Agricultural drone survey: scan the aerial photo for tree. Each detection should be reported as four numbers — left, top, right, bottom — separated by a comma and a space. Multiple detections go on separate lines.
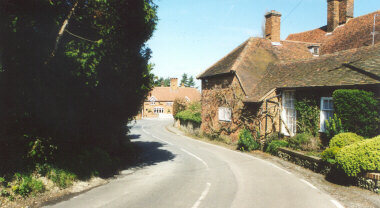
180, 73, 188, 86
0, 0, 158, 172
187, 76, 195, 88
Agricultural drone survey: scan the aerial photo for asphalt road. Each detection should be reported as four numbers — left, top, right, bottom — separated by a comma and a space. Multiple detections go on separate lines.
45, 119, 345, 208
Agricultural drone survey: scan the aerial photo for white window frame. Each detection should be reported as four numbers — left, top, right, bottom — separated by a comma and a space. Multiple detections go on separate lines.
218, 107, 232, 122
281, 91, 296, 136
166, 102, 173, 106
320, 97, 334, 132
154, 107, 164, 114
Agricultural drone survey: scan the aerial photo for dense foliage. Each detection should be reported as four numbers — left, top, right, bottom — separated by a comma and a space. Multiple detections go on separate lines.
0, 0, 157, 175
325, 114, 345, 140
335, 135, 380, 176
287, 133, 312, 150
333, 89, 380, 137
173, 98, 187, 117
329, 133, 364, 148
237, 129, 259, 151
180, 73, 196, 88
265, 140, 288, 155
175, 102, 201, 124
321, 132, 363, 164
295, 98, 320, 136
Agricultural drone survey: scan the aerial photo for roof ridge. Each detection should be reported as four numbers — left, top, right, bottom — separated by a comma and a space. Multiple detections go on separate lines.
282, 39, 321, 45
196, 38, 251, 79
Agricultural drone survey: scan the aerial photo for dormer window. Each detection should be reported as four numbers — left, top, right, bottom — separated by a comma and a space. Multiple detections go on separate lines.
308, 45, 320, 56
149, 96, 157, 105
185, 96, 190, 102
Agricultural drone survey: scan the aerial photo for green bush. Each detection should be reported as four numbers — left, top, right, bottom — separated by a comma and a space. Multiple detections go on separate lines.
287, 133, 311, 150
237, 129, 259, 151
175, 102, 201, 124
335, 135, 380, 176
329, 132, 364, 148
321, 147, 341, 164
265, 140, 288, 155
11, 174, 45, 197
48, 168, 77, 188
173, 98, 187, 117
325, 114, 345, 140
333, 89, 380, 137
295, 98, 320, 136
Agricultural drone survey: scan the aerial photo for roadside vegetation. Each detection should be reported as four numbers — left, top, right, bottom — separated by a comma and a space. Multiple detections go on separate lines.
0, 0, 157, 204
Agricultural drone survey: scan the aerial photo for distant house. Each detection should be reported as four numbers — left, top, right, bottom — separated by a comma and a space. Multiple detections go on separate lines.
142, 78, 201, 118
197, 0, 380, 141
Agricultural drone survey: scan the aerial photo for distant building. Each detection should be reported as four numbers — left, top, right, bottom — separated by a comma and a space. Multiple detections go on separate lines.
141, 78, 201, 118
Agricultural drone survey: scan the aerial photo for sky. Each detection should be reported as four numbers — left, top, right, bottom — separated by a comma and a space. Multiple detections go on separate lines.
147, 0, 380, 88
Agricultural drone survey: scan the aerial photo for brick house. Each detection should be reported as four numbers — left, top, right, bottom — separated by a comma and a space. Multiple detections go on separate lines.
197, 0, 380, 141
142, 78, 201, 118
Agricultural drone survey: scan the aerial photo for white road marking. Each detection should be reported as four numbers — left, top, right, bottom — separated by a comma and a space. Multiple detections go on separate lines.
330, 199, 345, 208
300, 179, 318, 190
142, 125, 173, 145
168, 128, 293, 175
269, 163, 292, 175
192, 183, 211, 208
181, 148, 209, 168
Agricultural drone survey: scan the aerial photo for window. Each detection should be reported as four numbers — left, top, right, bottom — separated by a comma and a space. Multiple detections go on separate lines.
308, 46, 320, 56
154, 107, 164, 114
166, 102, 173, 106
281, 91, 296, 136
218, 107, 232, 122
185, 96, 190, 102
149, 96, 156, 105
320, 97, 334, 132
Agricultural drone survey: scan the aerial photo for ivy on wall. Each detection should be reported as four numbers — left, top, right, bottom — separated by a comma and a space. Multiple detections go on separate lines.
295, 97, 320, 136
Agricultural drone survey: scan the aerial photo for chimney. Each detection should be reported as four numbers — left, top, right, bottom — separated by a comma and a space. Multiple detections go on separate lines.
265, 10, 282, 42
170, 78, 178, 90
327, 0, 340, 32
339, 0, 354, 25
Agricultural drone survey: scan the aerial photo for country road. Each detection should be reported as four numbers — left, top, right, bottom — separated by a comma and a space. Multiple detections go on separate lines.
45, 119, 347, 208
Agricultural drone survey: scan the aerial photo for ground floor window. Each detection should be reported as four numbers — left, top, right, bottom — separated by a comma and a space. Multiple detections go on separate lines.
154, 107, 164, 114
281, 91, 296, 136
320, 97, 334, 132
218, 107, 232, 122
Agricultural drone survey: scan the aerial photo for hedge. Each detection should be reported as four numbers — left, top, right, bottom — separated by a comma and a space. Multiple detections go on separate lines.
335, 135, 380, 176
329, 132, 364, 148
333, 89, 380, 137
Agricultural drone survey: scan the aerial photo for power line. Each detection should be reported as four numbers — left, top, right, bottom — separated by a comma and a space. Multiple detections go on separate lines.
282, 0, 304, 23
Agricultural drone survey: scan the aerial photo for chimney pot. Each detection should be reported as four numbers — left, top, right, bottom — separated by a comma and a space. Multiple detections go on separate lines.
265, 10, 282, 42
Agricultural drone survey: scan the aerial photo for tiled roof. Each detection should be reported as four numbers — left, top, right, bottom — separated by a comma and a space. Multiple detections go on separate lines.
286, 11, 380, 55
246, 44, 380, 102
197, 37, 313, 94
147, 86, 201, 102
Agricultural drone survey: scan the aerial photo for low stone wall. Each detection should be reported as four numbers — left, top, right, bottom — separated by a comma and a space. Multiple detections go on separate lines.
174, 119, 201, 136
277, 148, 332, 174
277, 147, 379, 193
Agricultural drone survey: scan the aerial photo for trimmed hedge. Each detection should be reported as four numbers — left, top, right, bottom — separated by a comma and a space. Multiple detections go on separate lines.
321, 146, 340, 164
335, 135, 380, 176
333, 89, 380, 137
329, 132, 364, 148
175, 102, 201, 124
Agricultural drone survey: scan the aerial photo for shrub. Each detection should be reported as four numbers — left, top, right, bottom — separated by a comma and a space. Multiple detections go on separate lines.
321, 147, 341, 164
329, 132, 364, 148
287, 133, 311, 150
175, 102, 202, 124
295, 98, 320, 136
48, 168, 77, 188
173, 98, 187, 117
11, 174, 45, 197
333, 89, 380, 137
335, 135, 380, 176
265, 140, 288, 155
237, 129, 259, 151
325, 114, 345, 140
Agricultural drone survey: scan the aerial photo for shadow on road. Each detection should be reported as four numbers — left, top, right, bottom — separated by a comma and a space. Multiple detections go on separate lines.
129, 138, 175, 169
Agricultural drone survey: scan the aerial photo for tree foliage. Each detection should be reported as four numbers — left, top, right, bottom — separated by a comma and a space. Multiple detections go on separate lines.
0, 0, 157, 173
